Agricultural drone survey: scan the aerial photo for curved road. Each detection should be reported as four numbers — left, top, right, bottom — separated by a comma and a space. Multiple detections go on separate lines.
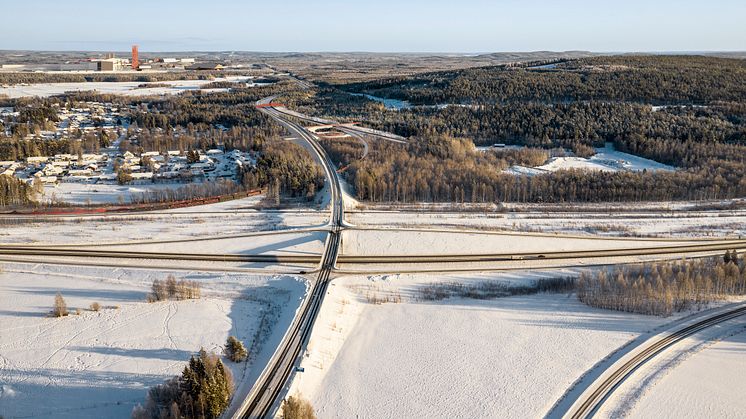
560, 303, 746, 419
229, 98, 345, 418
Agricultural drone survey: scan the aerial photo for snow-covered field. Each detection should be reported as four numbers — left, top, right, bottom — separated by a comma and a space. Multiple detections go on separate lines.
41, 182, 202, 205
347, 205, 746, 238
342, 229, 706, 258
0, 196, 329, 246
0, 76, 263, 98
0, 262, 306, 418
287, 272, 681, 418
505, 143, 674, 175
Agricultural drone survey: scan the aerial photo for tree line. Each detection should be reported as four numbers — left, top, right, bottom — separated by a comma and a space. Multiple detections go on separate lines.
0, 71, 231, 86
577, 254, 745, 316
0, 175, 33, 207
322, 135, 746, 204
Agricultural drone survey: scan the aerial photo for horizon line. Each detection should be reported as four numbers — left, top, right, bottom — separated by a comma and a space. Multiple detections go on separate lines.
1, 49, 745, 55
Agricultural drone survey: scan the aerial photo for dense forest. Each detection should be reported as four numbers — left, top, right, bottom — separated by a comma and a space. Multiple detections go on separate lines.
341, 55, 746, 105
322, 135, 746, 203
294, 55, 746, 203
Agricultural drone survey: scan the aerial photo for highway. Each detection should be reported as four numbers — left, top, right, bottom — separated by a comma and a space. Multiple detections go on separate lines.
562, 303, 746, 419
228, 98, 345, 418
1, 239, 743, 266
258, 93, 407, 144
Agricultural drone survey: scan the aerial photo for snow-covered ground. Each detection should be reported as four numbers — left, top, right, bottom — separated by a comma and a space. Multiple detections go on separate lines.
41, 182, 202, 205
0, 262, 306, 418
0, 76, 264, 98
346, 92, 412, 110
505, 143, 674, 175
342, 229, 705, 257
347, 205, 746, 238
598, 313, 746, 418
286, 272, 681, 418
0, 196, 329, 246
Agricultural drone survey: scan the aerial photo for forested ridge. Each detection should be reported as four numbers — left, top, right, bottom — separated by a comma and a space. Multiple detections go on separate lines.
342, 55, 746, 105
291, 55, 746, 203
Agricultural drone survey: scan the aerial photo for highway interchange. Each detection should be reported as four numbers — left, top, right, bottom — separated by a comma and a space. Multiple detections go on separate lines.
1, 92, 745, 418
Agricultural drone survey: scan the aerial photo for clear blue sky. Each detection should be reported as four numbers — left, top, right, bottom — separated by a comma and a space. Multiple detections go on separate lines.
1, 0, 744, 52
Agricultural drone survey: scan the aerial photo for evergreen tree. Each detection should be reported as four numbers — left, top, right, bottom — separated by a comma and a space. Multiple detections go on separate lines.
224, 336, 249, 362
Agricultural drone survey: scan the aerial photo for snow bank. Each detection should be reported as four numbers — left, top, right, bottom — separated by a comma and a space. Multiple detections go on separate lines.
342, 229, 704, 257
0, 197, 328, 246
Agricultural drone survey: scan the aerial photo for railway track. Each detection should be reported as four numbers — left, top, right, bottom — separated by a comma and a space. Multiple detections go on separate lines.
565, 304, 746, 419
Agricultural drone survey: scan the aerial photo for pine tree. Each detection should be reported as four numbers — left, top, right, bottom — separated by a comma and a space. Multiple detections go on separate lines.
224, 336, 249, 362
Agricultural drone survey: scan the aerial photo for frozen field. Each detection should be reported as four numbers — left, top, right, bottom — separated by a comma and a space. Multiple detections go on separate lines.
0, 196, 329, 246
0, 262, 306, 418
0, 76, 261, 98
347, 206, 746, 238
287, 272, 679, 418
342, 229, 705, 257
626, 329, 746, 418
41, 182, 203, 206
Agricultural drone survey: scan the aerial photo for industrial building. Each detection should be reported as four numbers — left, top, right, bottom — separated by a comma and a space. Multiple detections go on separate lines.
95, 57, 128, 71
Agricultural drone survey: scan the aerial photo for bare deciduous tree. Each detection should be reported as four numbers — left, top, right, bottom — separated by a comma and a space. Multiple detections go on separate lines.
53, 292, 68, 317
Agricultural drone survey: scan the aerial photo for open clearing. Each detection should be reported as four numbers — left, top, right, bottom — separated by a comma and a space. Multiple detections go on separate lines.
0, 76, 263, 98
41, 182, 208, 206
287, 272, 692, 418
0, 195, 329, 246
0, 262, 306, 418
503, 143, 674, 176
347, 203, 746, 238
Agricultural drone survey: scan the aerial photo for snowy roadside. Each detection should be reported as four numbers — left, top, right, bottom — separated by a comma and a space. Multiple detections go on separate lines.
589, 302, 746, 419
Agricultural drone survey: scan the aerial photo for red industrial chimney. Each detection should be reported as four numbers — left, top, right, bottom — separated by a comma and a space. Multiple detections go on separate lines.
131, 45, 139, 70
